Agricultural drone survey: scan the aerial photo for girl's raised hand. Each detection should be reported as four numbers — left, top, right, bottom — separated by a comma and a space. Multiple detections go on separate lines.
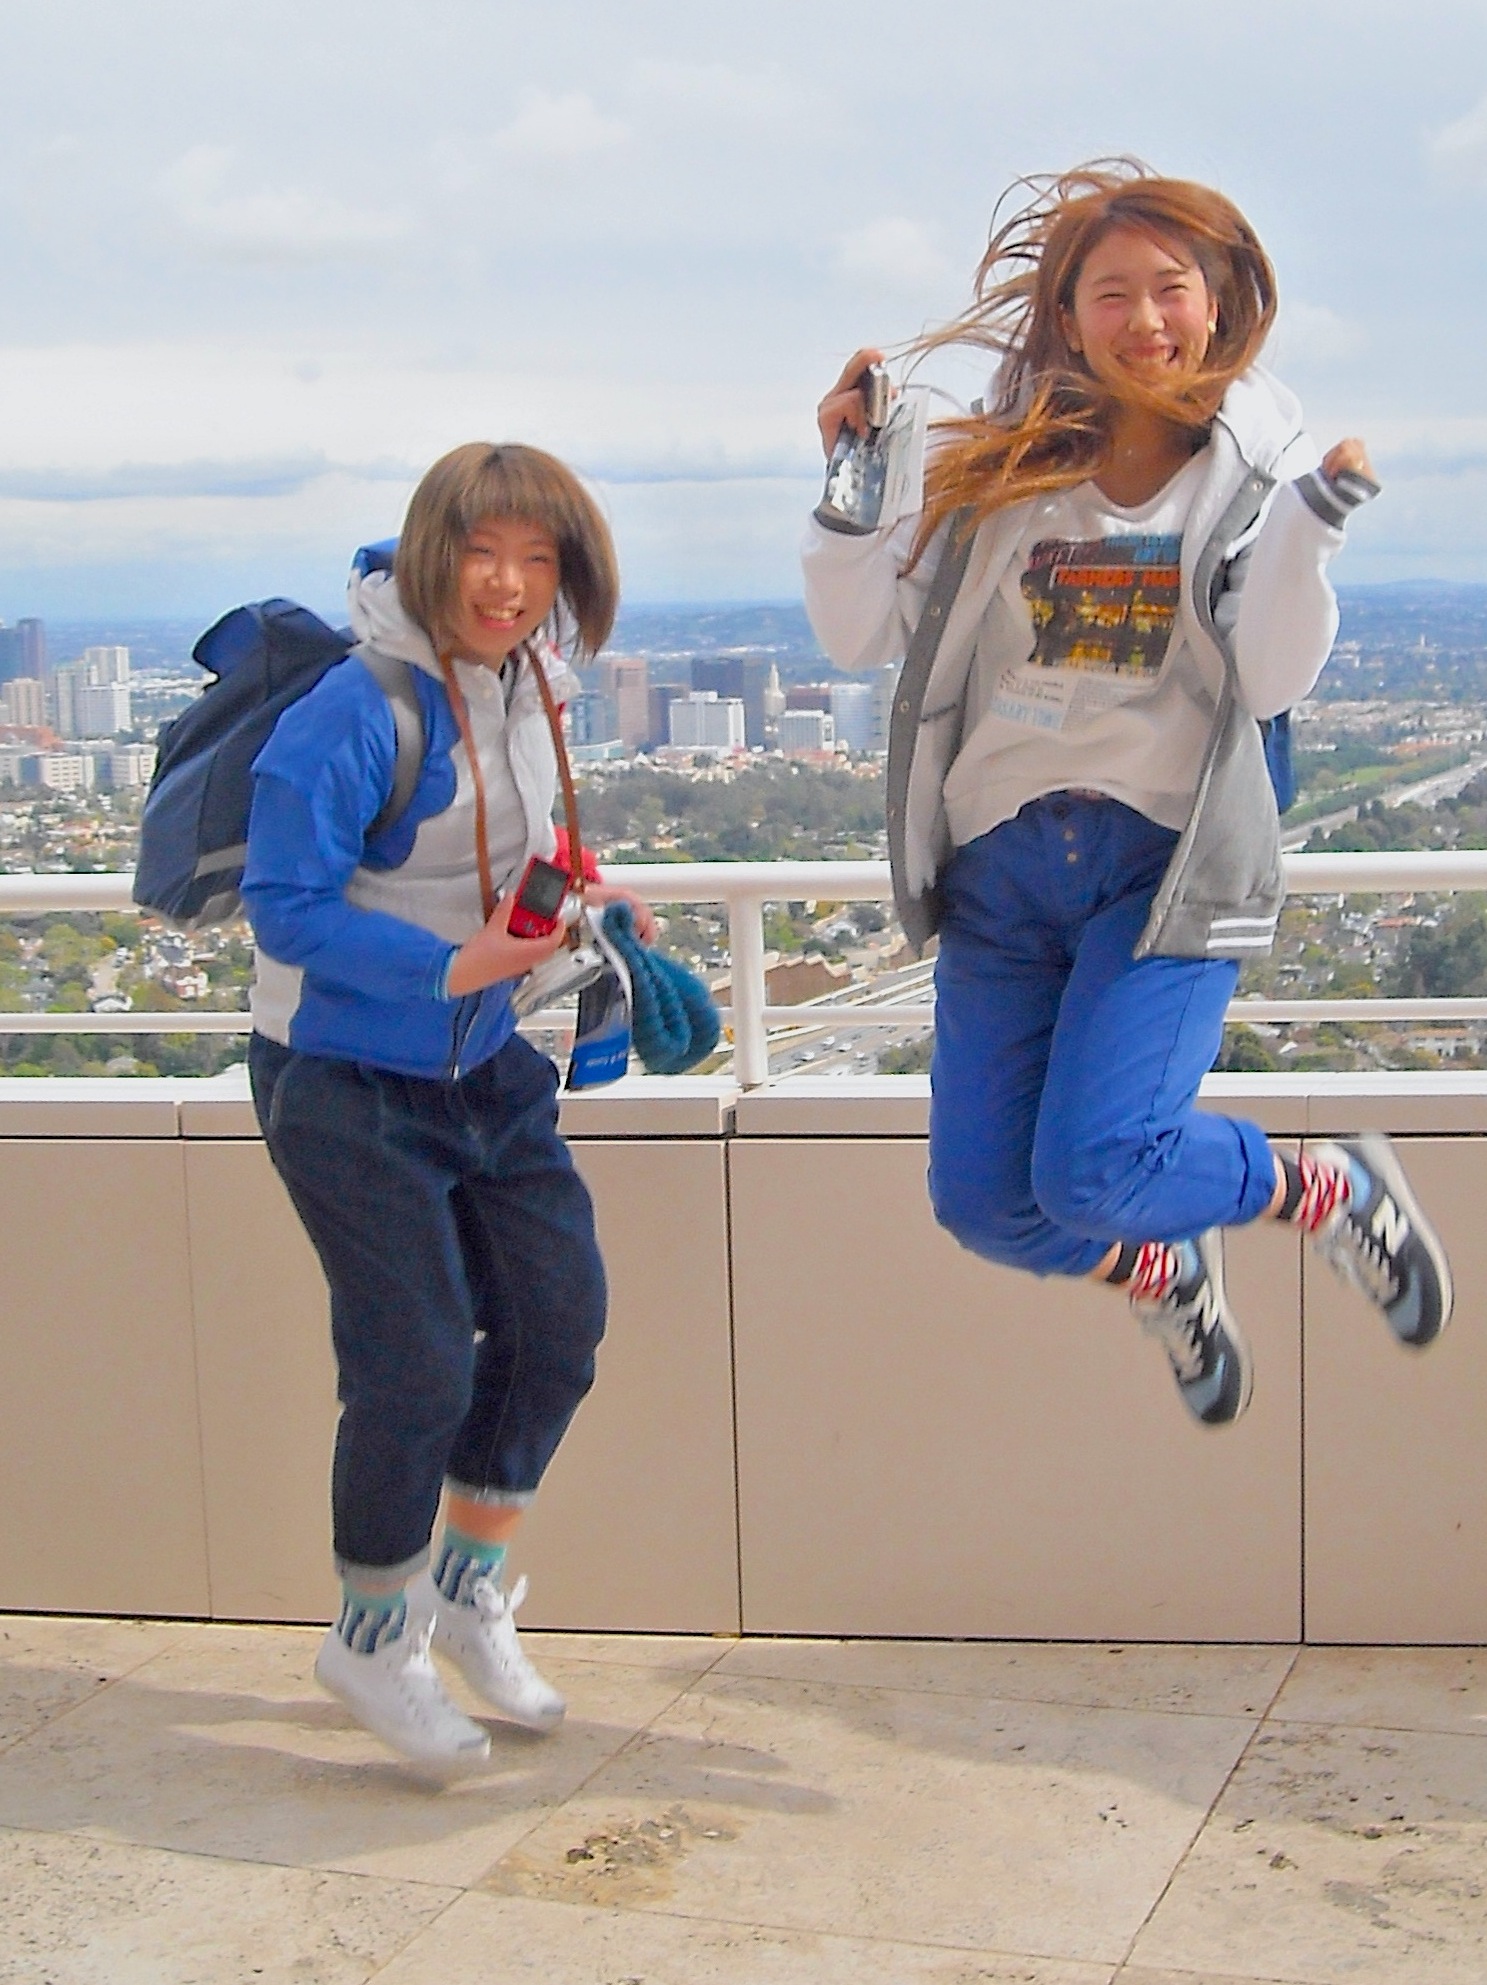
817, 346, 886, 458
1322, 437, 1378, 487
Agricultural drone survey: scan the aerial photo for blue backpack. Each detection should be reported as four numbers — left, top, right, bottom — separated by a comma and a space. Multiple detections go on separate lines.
133, 594, 425, 930
1259, 710, 1295, 814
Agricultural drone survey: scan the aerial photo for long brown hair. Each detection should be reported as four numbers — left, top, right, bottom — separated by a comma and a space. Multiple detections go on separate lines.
395, 442, 619, 659
913, 160, 1276, 555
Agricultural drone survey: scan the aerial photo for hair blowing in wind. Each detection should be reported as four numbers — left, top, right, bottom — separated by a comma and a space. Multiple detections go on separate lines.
912, 159, 1278, 556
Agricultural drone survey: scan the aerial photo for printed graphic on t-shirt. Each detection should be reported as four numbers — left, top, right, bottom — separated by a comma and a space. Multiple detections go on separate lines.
1020, 533, 1181, 676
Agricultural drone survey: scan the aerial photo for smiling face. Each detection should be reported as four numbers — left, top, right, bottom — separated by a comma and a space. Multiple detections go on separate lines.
1062, 225, 1218, 398
446, 514, 562, 668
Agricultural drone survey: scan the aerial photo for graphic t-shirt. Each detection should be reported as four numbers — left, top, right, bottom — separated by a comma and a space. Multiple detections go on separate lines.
942, 453, 1221, 849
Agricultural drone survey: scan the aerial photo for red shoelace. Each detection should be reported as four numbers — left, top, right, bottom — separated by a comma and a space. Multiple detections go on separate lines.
1290, 1155, 1352, 1235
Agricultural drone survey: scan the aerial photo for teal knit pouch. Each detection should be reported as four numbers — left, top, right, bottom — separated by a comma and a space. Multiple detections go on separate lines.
601, 902, 722, 1075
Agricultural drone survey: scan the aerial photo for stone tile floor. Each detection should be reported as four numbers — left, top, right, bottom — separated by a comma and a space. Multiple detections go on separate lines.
3, 1617, 1487, 1983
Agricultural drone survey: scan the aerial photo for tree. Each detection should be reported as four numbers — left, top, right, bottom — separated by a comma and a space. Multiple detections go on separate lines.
1215, 1025, 1278, 1072
879, 1033, 934, 1075
1386, 904, 1487, 998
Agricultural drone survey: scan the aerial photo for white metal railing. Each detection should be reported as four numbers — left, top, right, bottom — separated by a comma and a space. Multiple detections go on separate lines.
4, 853, 1487, 1087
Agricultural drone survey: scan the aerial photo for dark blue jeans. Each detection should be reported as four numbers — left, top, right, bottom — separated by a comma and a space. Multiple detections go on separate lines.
250, 1032, 607, 1580
929, 794, 1278, 1277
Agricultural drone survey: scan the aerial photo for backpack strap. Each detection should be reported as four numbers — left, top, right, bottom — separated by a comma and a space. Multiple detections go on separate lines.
360, 647, 425, 841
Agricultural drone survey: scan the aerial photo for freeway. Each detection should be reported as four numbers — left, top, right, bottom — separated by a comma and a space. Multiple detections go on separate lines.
1280, 751, 1487, 850
767, 955, 937, 1075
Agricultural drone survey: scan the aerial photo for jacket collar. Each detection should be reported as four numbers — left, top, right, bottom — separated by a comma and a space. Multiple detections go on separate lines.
1210, 364, 1305, 475
346, 566, 578, 703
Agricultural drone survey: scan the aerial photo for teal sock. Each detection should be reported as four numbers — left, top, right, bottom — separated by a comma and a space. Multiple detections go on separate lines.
433, 1525, 507, 1606
335, 1582, 407, 1654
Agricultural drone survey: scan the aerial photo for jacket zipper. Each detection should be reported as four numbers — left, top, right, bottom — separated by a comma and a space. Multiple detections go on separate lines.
447, 993, 479, 1081
1132, 465, 1280, 958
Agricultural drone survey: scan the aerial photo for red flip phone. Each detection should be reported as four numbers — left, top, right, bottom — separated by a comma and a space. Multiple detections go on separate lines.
508, 854, 572, 939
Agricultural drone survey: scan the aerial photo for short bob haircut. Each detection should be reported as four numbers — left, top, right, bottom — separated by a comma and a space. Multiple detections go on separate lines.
395, 442, 619, 660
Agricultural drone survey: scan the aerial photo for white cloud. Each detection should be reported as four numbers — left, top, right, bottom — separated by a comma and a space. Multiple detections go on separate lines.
0, 339, 811, 491
834, 217, 950, 292
1428, 93, 1487, 190
599, 476, 817, 601
0, 334, 820, 610
159, 146, 410, 257
491, 89, 629, 163
1269, 301, 1366, 367
629, 58, 818, 121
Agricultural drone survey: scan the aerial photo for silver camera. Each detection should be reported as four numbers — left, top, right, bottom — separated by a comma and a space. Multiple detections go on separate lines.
509, 934, 607, 1018
815, 363, 893, 536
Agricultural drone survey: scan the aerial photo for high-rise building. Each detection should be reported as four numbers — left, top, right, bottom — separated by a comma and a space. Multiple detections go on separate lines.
572, 654, 648, 751
83, 645, 131, 684
568, 688, 620, 748
786, 684, 832, 714
829, 680, 874, 751
779, 708, 835, 754
77, 681, 132, 737
17, 620, 46, 680
51, 667, 78, 737
870, 664, 898, 753
1, 676, 46, 729
647, 683, 686, 750
607, 655, 649, 750
51, 649, 133, 738
669, 690, 746, 751
691, 656, 769, 747
763, 663, 786, 735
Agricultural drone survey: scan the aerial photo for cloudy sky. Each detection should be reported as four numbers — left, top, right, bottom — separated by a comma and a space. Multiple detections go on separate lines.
2, 0, 1486, 618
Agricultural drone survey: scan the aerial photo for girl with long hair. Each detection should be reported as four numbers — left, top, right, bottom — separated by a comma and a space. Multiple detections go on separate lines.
803, 161, 1451, 1425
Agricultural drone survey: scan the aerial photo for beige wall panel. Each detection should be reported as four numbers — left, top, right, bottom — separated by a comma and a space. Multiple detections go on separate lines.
512, 1140, 739, 1633
184, 1144, 340, 1623
0, 1141, 209, 1616
1304, 1138, 1487, 1642
732, 1140, 1301, 1641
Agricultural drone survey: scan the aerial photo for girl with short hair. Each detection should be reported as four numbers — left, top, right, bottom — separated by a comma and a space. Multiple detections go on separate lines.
245, 442, 652, 1768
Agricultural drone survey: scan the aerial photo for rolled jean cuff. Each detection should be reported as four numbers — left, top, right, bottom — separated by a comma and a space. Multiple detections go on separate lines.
333, 1544, 431, 1588
444, 1481, 537, 1509
1238, 1119, 1286, 1224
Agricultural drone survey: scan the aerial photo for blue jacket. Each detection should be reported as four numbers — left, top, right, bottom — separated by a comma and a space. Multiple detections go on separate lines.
241, 564, 570, 1078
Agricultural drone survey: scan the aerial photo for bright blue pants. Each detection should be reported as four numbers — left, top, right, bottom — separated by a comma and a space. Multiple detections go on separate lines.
928, 794, 1278, 1278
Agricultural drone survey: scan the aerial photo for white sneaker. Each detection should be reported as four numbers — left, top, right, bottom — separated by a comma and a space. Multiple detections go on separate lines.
314, 1617, 492, 1771
414, 1570, 566, 1731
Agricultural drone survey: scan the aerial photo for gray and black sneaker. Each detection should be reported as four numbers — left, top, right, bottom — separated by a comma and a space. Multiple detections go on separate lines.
1128, 1229, 1253, 1427
1306, 1134, 1453, 1348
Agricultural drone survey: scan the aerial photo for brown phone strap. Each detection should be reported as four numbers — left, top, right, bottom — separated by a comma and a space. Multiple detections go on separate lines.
521, 640, 586, 895
437, 642, 587, 933
436, 651, 498, 925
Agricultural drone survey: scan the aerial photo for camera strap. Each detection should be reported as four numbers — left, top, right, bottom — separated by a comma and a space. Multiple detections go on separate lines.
436, 642, 588, 933
436, 649, 498, 924
520, 641, 587, 901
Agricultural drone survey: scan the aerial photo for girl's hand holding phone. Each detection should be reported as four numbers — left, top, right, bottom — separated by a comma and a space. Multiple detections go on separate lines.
817, 346, 887, 457
446, 892, 567, 997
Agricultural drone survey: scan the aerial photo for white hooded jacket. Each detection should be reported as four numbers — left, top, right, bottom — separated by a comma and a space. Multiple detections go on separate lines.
801, 367, 1372, 958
